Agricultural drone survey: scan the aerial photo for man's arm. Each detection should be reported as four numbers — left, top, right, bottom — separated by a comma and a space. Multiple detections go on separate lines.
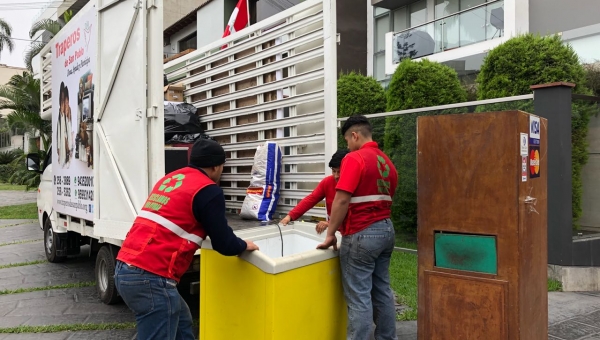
326, 189, 352, 236
287, 179, 327, 221
193, 185, 248, 256
317, 156, 361, 250
316, 190, 351, 250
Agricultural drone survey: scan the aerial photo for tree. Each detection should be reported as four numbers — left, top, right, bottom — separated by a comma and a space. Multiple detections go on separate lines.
477, 34, 588, 99
0, 18, 14, 56
337, 72, 386, 148
0, 71, 49, 190
384, 59, 467, 234
24, 10, 73, 71
476, 34, 592, 226
583, 62, 600, 97
0, 71, 50, 150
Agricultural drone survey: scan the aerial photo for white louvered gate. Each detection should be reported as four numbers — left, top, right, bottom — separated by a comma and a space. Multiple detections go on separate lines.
165, 0, 337, 219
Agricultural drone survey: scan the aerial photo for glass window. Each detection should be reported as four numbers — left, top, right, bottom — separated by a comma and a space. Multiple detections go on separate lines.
409, 0, 427, 27
375, 14, 391, 52
374, 53, 386, 80
178, 32, 197, 52
393, 7, 408, 31
375, 7, 390, 16
461, 0, 486, 10
435, 0, 459, 19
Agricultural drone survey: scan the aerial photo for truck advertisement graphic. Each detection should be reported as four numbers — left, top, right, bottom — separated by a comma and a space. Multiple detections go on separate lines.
52, 6, 97, 219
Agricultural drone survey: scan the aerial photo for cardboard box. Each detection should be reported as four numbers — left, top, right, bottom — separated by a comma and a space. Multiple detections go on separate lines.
164, 84, 184, 102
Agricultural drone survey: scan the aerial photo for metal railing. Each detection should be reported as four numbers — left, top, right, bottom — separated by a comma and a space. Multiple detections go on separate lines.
337, 94, 534, 122
391, 0, 504, 61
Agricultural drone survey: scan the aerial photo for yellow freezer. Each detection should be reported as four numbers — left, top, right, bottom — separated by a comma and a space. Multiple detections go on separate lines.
199, 222, 347, 340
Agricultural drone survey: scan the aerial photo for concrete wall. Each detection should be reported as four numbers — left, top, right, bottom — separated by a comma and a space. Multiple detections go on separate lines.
197, 0, 226, 49
530, 0, 600, 35
164, 0, 209, 29
580, 114, 600, 230
337, 0, 368, 75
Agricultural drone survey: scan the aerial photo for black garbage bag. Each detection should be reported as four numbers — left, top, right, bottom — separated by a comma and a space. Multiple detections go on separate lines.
164, 102, 203, 142
166, 133, 215, 145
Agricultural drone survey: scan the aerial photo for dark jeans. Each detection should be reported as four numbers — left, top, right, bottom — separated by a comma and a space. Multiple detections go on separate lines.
114, 261, 195, 340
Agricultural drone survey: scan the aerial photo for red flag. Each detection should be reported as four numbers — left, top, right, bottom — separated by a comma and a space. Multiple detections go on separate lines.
222, 0, 249, 38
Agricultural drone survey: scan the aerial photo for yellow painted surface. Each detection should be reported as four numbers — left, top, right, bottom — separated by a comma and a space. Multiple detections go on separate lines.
200, 249, 347, 340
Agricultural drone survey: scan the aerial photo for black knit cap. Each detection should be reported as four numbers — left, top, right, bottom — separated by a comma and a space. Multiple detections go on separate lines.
329, 148, 350, 168
190, 138, 226, 168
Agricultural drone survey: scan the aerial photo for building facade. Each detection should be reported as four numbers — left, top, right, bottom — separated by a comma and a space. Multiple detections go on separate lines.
369, 0, 600, 85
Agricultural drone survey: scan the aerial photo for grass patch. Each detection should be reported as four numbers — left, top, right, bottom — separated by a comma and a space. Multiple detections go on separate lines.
0, 322, 136, 333
0, 239, 42, 247
390, 251, 418, 321
395, 233, 417, 250
548, 278, 563, 292
0, 184, 27, 191
0, 281, 96, 295
0, 260, 47, 270
0, 203, 38, 219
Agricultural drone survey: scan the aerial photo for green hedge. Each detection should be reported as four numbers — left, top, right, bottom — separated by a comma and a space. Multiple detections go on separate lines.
337, 72, 386, 148
476, 34, 591, 226
384, 59, 467, 234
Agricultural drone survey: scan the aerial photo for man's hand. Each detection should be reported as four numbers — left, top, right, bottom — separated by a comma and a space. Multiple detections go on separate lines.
245, 240, 259, 251
317, 234, 338, 251
316, 221, 329, 234
280, 215, 292, 225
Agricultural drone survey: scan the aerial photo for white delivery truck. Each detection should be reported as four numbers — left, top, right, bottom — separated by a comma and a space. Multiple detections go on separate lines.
27, 0, 338, 305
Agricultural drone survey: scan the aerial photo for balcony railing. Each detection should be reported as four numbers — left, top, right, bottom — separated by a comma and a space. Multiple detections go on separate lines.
392, 0, 504, 62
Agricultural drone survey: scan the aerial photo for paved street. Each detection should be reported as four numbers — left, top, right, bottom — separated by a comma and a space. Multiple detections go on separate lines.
0, 219, 136, 339
0, 191, 37, 207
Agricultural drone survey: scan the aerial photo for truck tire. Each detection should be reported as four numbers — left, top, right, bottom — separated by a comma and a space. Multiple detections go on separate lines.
44, 218, 66, 263
95, 245, 122, 305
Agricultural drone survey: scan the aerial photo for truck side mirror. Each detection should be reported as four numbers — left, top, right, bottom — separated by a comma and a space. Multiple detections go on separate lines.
26, 153, 41, 173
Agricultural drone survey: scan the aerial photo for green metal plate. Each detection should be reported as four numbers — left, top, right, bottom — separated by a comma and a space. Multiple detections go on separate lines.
434, 233, 497, 275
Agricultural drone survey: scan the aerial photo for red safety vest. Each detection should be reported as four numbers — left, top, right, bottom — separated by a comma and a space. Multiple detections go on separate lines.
337, 142, 398, 236
117, 167, 210, 282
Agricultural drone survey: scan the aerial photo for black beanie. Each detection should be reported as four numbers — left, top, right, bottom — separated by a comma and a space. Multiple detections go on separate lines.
190, 139, 226, 168
329, 149, 350, 168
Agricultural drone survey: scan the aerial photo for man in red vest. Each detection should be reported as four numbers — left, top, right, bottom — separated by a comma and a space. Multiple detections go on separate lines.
114, 138, 259, 340
318, 115, 398, 340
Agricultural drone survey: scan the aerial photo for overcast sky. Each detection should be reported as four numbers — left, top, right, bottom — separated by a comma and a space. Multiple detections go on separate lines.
0, 1, 41, 68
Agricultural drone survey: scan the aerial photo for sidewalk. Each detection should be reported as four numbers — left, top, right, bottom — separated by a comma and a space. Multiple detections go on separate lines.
391, 291, 600, 340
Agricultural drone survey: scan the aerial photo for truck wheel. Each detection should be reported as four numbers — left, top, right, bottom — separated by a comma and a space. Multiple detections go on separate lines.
95, 245, 122, 305
44, 218, 66, 263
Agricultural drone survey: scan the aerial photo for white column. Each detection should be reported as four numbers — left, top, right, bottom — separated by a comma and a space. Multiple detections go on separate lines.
427, 0, 435, 21
367, 0, 374, 77
504, 0, 529, 37
323, 0, 338, 176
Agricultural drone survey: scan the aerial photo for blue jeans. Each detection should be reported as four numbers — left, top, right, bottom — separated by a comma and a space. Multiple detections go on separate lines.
340, 219, 397, 340
114, 261, 195, 340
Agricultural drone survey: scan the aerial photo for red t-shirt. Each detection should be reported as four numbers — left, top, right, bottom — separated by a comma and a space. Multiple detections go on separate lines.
289, 175, 336, 221
336, 141, 398, 236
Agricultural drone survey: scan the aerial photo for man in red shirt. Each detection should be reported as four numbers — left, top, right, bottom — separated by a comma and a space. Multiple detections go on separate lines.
318, 115, 398, 340
280, 149, 349, 231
